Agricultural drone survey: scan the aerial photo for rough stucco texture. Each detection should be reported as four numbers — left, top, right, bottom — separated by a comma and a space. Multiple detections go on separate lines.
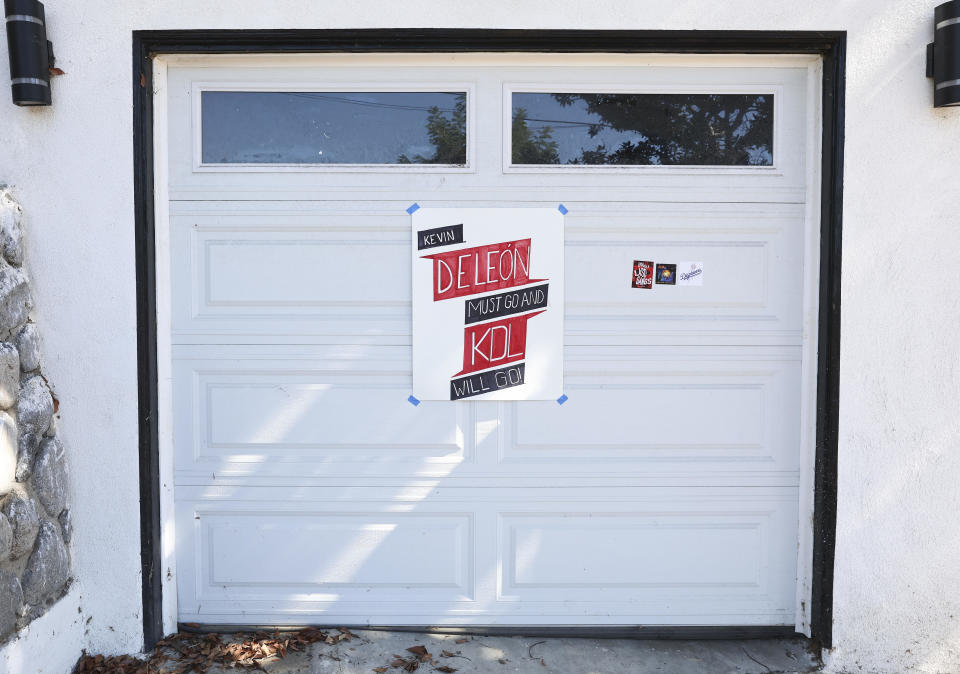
0, 2, 958, 673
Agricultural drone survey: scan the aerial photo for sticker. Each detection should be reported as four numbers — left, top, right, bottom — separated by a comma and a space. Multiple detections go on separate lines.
631, 260, 654, 289
655, 263, 677, 285
677, 261, 704, 286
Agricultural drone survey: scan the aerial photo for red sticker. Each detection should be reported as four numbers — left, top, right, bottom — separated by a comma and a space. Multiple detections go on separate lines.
632, 260, 654, 289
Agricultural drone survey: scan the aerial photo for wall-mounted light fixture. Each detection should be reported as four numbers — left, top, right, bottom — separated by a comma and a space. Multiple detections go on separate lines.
928, 0, 960, 107
4, 0, 53, 106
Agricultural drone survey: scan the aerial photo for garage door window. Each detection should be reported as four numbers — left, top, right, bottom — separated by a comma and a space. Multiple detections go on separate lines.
510, 92, 774, 166
200, 90, 468, 166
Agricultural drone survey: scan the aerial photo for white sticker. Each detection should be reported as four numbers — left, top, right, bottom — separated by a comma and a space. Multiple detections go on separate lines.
677, 261, 704, 286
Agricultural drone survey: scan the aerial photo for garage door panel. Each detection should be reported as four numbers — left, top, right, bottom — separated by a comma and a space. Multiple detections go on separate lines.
170, 184, 809, 205
504, 518, 761, 589
175, 602, 794, 624
172, 355, 471, 472
174, 487, 796, 625
564, 210, 803, 345
176, 508, 474, 614
170, 214, 411, 339
200, 380, 467, 455
170, 203, 804, 346
498, 505, 795, 602
511, 386, 764, 449
172, 346, 798, 480
504, 352, 800, 471
201, 238, 408, 309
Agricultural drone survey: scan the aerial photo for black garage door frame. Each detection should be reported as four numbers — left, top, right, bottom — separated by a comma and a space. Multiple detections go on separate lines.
132, 28, 845, 651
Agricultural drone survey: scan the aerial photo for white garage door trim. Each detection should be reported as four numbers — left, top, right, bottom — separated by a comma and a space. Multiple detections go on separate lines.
150, 51, 823, 636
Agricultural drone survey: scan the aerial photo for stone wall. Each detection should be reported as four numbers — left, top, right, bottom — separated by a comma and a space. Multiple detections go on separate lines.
0, 190, 70, 642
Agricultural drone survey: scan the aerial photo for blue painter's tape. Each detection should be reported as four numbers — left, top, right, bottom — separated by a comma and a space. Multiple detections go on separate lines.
408, 395, 421, 406
557, 204, 569, 215
556, 394, 568, 405
406, 203, 421, 214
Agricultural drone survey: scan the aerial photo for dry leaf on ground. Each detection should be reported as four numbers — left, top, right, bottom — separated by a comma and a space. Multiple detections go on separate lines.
406, 645, 431, 661
73, 626, 341, 674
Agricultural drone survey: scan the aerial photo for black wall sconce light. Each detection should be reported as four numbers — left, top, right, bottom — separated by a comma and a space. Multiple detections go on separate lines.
928, 0, 960, 107
4, 0, 53, 106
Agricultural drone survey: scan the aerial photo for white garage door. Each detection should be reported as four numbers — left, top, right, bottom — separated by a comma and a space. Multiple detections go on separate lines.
160, 54, 820, 627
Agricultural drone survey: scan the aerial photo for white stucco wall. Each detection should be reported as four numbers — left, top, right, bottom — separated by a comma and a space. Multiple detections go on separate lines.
0, 2, 957, 672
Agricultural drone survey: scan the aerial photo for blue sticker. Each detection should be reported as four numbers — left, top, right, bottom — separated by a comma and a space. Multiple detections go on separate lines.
556, 394, 568, 405
557, 204, 569, 215
406, 203, 421, 214
407, 395, 421, 406
655, 263, 677, 285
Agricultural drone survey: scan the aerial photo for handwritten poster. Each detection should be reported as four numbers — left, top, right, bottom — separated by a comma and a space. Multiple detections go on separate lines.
412, 207, 564, 401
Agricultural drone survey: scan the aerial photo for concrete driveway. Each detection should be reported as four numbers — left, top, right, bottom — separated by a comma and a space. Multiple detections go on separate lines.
204, 630, 821, 674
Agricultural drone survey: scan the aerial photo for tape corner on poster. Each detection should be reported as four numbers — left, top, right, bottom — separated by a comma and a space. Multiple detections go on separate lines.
556, 393, 568, 405
407, 394, 421, 406
557, 203, 569, 215
406, 202, 421, 215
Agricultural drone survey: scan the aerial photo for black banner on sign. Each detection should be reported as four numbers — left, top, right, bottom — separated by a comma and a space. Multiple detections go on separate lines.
417, 223, 464, 250
450, 363, 526, 400
463, 283, 549, 325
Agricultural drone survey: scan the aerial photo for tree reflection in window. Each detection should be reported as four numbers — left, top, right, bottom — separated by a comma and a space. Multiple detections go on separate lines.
397, 93, 467, 164
511, 93, 773, 166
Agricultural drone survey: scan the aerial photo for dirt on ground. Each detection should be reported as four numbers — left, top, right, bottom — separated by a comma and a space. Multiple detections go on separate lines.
72, 628, 820, 674
72, 627, 359, 673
